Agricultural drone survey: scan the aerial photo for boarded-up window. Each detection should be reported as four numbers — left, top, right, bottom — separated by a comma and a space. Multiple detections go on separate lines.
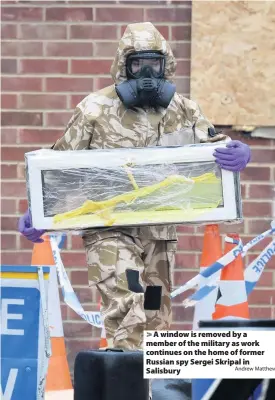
190, 1, 275, 126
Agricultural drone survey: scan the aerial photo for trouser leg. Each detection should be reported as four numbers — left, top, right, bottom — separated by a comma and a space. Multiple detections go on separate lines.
84, 232, 146, 350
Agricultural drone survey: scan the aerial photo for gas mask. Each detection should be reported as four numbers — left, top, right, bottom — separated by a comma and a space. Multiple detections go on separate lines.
115, 51, 176, 109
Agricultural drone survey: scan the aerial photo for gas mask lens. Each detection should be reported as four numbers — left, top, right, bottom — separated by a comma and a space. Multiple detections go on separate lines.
127, 52, 165, 79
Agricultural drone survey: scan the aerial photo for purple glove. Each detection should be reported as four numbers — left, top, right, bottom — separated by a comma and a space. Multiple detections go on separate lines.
213, 140, 251, 172
18, 210, 45, 243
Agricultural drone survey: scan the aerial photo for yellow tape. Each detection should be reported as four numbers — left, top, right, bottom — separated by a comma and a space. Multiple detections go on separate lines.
53, 172, 221, 227
0, 272, 50, 280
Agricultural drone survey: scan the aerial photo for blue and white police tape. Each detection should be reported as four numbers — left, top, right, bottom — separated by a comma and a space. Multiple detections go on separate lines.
170, 236, 243, 299
242, 221, 275, 254
182, 239, 275, 308
176, 224, 275, 307
244, 238, 275, 295
50, 236, 103, 329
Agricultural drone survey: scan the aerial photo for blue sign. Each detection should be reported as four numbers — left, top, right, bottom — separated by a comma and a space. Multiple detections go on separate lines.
1, 287, 40, 400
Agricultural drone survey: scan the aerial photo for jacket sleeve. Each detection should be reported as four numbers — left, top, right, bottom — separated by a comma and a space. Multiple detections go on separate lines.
51, 106, 94, 151
179, 96, 230, 143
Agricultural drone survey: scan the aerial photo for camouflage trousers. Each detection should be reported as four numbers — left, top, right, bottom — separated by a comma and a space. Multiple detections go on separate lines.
83, 231, 177, 350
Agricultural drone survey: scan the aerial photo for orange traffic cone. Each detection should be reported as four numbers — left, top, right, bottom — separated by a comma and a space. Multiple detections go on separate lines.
212, 233, 249, 320
31, 235, 73, 392
193, 224, 222, 329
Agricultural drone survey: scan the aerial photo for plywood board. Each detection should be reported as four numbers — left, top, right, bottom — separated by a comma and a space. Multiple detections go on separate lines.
190, 1, 275, 126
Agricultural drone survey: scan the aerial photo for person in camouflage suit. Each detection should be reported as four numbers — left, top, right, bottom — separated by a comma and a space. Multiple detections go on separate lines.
19, 23, 251, 352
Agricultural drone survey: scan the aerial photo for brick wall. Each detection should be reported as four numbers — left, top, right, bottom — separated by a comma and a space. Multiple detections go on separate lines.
1, 0, 275, 370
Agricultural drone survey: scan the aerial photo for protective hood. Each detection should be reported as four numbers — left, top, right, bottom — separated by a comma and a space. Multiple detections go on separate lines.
110, 22, 177, 84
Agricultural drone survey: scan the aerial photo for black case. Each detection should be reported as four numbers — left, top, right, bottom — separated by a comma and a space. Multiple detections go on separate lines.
74, 349, 150, 400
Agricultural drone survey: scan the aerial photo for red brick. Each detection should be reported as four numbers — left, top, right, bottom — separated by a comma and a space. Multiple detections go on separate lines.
219, 221, 245, 235
145, 7, 191, 23
71, 235, 84, 250
46, 42, 93, 57
1, 182, 27, 197
71, 60, 111, 74
20, 59, 68, 74
20, 94, 67, 110
1, 234, 16, 250
251, 149, 275, 163
63, 321, 97, 338
243, 201, 271, 217
248, 219, 273, 235
249, 184, 274, 199
71, 270, 88, 285
1, 217, 20, 231
177, 226, 196, 234
1, 251, 32, 264
46, 7, 94, 21
227, 131, 272, 146
173, 78, 190, 94
256, 271, 274, 287
20, 24, 67, 39
94, 42, 117, 58
174, 271, 196, 286
59, 252, 87, 268
178, 235, 203, 251
249, 307, 272, 319
1, 24, 17, 39
19, 199, 28, 214
175, 60, 190, 76
17, 164, 26, 180
1, 112, 42, 126
241, 167, 271, 181
45, 112, 72, 127
172, 305, 194, 322
1, 7, 43, 21
175, 253, 197, 269
60, 304, 68, 321
155, 25, 169, 40
70, 94, 87, 108
1, 59, 17, 74
1, 165, 17, 179
171, 25, 191, 41
170, 42, 191, 59
1, 94, 17, 109
74, 287, 93, 303
96, 8, 143, 22
2, 41, 43, 57
249, 289, 275, 305
66, 339, 99, 355
46, 77, 93, 92
18, 128, 63, 144
2, 77, 42, 91
19, 235, 35, 250
70, 24, 117, 40
2, 146, 38, 162
93, 77, 113, 91
1, 199, 16, 214
245, 236, 273, 253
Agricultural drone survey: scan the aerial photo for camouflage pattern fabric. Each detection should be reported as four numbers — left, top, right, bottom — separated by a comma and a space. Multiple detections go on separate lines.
83, 231, 177, 350
49, 22, 231, 362
52, 21, 229, 241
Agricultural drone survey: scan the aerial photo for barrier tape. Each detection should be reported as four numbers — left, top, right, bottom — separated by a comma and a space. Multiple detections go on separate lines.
50, 236, 103, 329
37, 266, 51, 400
176, 222, 275, 307
170, 238, 244, 299
49, 222, 274, 324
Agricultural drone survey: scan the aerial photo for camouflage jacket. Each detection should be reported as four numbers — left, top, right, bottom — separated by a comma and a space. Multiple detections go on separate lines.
52, 22, 229, 240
